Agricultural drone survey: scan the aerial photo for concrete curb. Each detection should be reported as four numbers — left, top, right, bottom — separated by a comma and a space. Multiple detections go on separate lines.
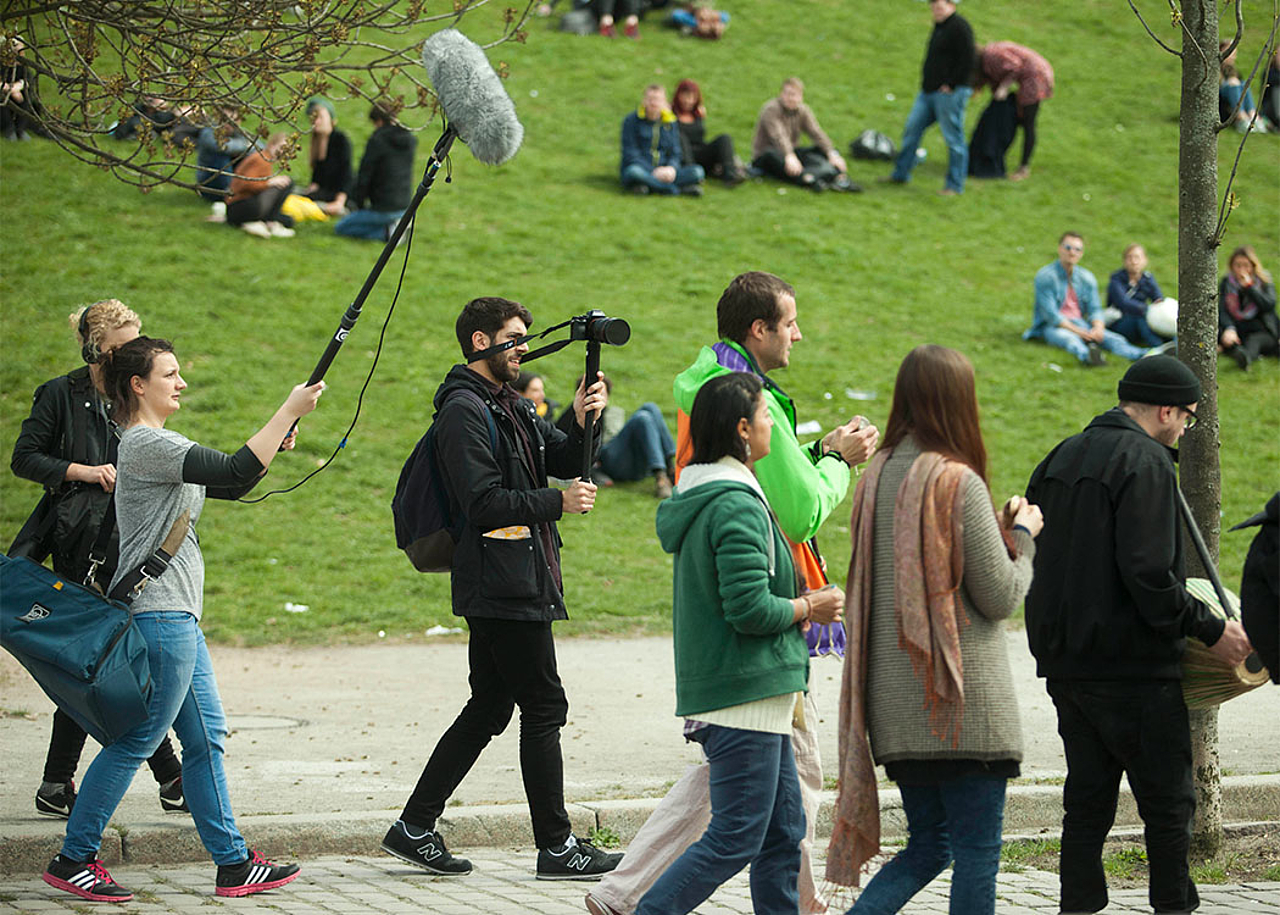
4, 774, 1277, 875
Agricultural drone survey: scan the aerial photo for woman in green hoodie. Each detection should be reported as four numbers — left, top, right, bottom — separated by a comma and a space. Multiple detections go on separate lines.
641, 372, 844, 915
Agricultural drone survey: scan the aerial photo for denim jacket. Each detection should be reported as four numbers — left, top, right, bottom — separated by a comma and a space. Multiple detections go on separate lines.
1025, 260, 1101, 339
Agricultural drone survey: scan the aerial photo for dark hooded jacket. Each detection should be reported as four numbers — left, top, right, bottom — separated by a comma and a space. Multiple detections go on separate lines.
1234, 493, 1279, 683
353, 122, 417, 212
431, 364, 593, 622
1024, 407, 1225, 681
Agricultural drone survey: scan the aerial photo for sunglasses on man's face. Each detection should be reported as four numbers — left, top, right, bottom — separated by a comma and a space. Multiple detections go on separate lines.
1062, 243, 1083, 253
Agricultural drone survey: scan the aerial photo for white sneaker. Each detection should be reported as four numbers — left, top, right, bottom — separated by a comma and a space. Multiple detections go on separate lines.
266, 222, 295, 238
206, 201, 227, 223
240, 221, 271, 238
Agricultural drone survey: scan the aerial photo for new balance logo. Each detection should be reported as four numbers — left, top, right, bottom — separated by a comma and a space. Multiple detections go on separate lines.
18, 603, 50, 623
566, 853, 593, 872
416, 842, 442, 862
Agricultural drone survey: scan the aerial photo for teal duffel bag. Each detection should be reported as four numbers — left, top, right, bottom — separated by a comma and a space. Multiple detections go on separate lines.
0, 554, 151, 745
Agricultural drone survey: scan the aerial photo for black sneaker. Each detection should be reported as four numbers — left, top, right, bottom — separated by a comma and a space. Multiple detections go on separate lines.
381, 821, 473, 875
36, 781, 76, 819
159, 776, 189, 813
214, 849, 300, 897
1229, 346, 1251, 371
536, 835, 623, 881
43, 855, 133, 902
1086, 343, 1107, 367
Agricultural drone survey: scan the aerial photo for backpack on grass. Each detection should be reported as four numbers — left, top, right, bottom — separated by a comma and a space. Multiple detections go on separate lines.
392, 390, 497, 573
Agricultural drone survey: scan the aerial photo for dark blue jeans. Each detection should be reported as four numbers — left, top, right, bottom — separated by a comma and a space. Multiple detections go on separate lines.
846, 774, 1007, 915
636, 726, 803, 915
1110, 313, 1165, 348
598, 403, 674, 482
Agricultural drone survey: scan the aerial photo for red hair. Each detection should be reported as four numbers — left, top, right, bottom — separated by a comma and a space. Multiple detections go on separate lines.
672, 79, 706, 119
881, 345, 989, 483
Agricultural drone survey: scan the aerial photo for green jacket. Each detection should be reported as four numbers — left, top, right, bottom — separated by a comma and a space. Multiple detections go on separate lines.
673, 340, 850, 543
655, 461, 809, 717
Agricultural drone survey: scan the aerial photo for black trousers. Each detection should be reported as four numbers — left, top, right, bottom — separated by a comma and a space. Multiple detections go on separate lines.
44, 709, 182, 786
688, 133, 736, 180
1047, 679, 1198, 914
227, 181, 294, 226
752, 146, 838, 187
401, 617, 571, 848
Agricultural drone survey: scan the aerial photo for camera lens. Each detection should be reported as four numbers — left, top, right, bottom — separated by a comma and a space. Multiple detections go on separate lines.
591, 316, 631, 346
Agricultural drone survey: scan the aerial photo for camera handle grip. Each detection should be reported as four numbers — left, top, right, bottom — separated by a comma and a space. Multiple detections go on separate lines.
581, 339, 601, 484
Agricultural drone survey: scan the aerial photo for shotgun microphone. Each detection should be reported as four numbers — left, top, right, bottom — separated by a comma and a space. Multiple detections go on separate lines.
421, 29, 524, 166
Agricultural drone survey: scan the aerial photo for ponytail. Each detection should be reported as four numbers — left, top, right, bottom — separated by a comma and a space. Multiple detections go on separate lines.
102, 336, 174, 423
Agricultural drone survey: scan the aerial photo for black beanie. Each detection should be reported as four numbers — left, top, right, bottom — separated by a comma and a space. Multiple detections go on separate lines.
1117, 355, 1202, 406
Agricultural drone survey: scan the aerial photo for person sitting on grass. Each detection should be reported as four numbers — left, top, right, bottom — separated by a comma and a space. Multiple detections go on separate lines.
335, 100, 417, 241
225, 132, 296, 239
558, 375, 676, 499
1218, 244, 1278, 371
751, 78, 858, 192
1023, 232, 1150, 368
672, 79, 746, 187
596, 0, 641, 38
1219, 39, 1268, 134
1106, 244, 1171, 349
195, 106, 254, 203
620, 84, 706, 196
513, 371, 558, 420
302, 97, 351, 216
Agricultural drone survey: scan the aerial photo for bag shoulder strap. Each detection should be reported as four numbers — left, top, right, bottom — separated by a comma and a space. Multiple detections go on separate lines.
107, 510, 191, 605
82, 498, 117, 591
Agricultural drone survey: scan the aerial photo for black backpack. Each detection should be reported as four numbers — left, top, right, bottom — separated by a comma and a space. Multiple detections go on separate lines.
849, 129, 897, 161
391, 390, 497, 573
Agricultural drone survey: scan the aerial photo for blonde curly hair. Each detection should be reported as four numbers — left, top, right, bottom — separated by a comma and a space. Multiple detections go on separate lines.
68, 299, 141, 362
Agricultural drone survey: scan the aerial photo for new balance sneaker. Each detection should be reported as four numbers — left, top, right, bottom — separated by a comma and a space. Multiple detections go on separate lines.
214, 849, 300, 897
536, 834, 623, 881
159, 776, 189, 813
43, 855, 133, 902
380, 821, 473, 875
35, 780, 76, 818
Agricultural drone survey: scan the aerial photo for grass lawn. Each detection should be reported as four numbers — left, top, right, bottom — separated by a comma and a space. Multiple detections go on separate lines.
1, 1, 1277, 645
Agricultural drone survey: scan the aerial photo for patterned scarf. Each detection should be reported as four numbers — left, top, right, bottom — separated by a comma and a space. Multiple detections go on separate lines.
825, 448, 969, 888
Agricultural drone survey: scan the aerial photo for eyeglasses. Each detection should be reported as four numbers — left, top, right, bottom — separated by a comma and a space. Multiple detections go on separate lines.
1179, 406, 1198, 429
1061, 243, 1084, 253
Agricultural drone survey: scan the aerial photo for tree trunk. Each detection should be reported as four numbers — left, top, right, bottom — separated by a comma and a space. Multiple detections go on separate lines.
1176, 0, 1223, 859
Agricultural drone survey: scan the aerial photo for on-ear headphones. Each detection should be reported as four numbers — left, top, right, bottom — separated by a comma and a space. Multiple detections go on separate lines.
79, 304, 99, 364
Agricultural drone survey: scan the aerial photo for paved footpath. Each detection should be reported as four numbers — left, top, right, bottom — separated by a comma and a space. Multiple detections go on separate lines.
2, 850, 1279, 914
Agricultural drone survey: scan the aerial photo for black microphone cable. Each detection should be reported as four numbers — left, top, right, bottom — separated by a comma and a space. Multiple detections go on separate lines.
238, 215, 421, 503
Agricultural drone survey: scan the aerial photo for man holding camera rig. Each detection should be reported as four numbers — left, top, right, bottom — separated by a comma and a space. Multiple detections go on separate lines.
381, 296, 620, 880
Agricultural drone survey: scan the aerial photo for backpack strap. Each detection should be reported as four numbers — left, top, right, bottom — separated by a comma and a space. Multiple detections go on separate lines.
444, 388, 498, 453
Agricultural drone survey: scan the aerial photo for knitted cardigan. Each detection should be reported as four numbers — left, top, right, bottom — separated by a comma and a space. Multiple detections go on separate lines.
865, 438, 1034, 764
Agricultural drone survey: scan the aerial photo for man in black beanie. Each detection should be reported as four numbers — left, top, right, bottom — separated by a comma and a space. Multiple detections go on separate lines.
1023, 355, 1252, 914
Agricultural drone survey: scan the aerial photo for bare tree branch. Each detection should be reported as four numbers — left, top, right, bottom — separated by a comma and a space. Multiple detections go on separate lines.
1216, 10, 1280, 132
0, 0, 534, 190
1129, 0, 1182, 56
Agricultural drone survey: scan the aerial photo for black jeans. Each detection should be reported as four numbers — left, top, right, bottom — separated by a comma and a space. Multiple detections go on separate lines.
752, 146, 838, 187
688, 133, 736, 180
44, 708, 182, 786
1047, 679, 1198, 914
227, 181, 294, 226
401, 617, 571, 848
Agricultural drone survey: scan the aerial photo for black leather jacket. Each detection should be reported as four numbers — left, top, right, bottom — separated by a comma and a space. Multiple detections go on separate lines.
9, 366, 120, 581
431, 365, 595, 622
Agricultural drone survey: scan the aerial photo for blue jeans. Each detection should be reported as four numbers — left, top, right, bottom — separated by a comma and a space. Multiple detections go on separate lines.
847, 774, 1008, 915
636, 726, 803, 915
1110, 313, 1165, 348
891, 88, 973, 193
620, 163, 705, 195
62, 612, 248, 866
334, 208, 405, 240
1040, 318, 1149, 363
598, 403, 674, 481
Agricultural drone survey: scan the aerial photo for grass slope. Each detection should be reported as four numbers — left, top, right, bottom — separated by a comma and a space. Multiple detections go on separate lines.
1, 1, 1276, 645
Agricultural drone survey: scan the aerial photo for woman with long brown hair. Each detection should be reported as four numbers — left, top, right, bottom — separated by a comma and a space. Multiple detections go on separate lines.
1218, 244, 1278, 370
826, 345, 1042, 914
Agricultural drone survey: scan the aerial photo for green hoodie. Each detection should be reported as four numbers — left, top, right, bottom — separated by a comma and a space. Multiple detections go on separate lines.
655, 461, 809, 717
673, 340, 850, 544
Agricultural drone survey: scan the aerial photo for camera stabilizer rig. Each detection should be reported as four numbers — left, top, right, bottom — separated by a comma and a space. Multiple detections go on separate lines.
467, 310, 631, 481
